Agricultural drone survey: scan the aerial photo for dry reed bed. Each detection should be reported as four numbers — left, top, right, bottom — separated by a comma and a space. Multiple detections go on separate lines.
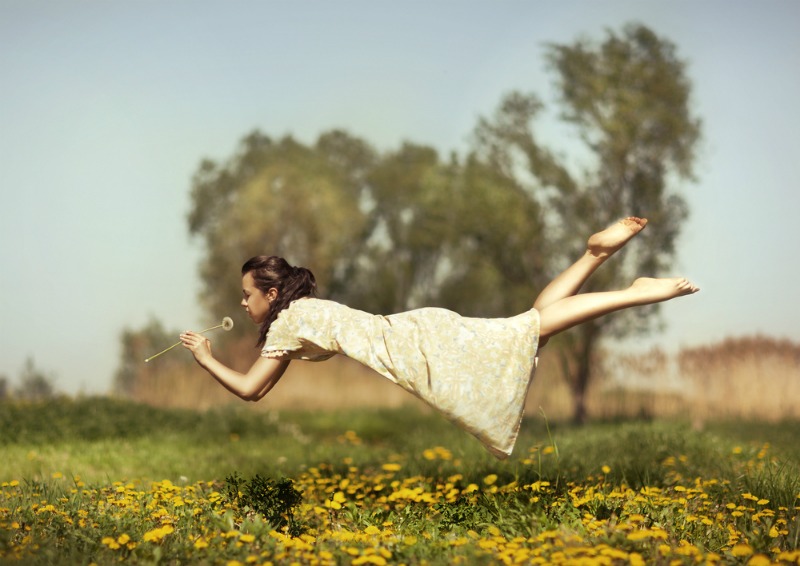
129, 335, 800, 423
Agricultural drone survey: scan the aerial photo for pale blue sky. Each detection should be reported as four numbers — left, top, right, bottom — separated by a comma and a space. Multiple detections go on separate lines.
2, 1, 799, 394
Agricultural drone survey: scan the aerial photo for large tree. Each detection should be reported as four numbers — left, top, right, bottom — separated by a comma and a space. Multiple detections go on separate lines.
474, 24, 701, 422
187, 130, 374, 338
186, 133, 546, 321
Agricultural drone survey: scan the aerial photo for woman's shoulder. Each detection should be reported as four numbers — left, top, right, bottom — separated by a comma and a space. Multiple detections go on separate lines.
287, 298, 378, 325
279, 297, 348, 319
288, 297, 340, 310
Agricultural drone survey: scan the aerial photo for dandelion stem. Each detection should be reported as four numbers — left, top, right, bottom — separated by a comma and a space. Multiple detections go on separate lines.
144, 323, 225, 363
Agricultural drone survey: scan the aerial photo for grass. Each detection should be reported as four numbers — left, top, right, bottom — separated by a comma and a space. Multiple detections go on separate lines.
1, 397, 799, 565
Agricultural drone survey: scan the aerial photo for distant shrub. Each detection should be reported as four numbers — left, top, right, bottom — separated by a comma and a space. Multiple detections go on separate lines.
0, 397, 280, 446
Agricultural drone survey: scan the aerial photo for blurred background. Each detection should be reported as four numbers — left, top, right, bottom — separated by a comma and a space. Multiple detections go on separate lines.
2, 1, 799, 423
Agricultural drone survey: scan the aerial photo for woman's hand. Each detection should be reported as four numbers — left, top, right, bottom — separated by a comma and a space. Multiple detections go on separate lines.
179, 331, 291, 401
180, 331, 213, 366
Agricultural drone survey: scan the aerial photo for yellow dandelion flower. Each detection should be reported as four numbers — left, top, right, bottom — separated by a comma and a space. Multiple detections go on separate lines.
601, 465, 611, 474
777, 551, 800, 563
769, 526, 780, 538
117, 534, 130, 545
422, 446, 452, 460
364, 525, 381, 535
381, 463, 402, 472
627, 528, 668, 541
746, 555, 772, 566
484, 474, 498, 486
325, 491, 346, 509
143, 524, 174, 543
239, 533, 255, 543
101, 536, 120, 550
731, 544, 754, 557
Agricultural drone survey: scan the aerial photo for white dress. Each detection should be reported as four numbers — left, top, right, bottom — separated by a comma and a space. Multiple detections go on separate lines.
261, 298, 540, 459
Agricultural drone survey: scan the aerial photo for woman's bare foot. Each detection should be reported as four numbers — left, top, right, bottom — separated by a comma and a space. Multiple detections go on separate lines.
587, 217, 648, 258
629, 277, 700, 304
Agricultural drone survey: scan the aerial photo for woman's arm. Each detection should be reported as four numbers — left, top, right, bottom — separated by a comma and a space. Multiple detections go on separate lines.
180, 331, 290, 401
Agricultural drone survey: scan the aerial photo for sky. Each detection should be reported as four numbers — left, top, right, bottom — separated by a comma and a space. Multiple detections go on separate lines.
2, 1, 799, 395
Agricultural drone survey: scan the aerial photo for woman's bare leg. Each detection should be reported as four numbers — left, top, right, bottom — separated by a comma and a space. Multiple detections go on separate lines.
538, 277, 699, 340
533, 217, 648, 310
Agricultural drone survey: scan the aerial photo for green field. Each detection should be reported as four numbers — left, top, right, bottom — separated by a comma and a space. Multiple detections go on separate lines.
1, 397, 799, 565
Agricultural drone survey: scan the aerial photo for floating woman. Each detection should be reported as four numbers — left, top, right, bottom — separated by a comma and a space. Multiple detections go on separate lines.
180, 217, 698, 458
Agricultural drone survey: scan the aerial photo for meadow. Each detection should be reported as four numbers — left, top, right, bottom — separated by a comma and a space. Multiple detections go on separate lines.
1, 397, 799, 565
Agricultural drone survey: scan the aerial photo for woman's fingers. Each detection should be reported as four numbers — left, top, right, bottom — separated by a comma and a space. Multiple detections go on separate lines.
180, 331, 203, 348
180, 332, 211, 361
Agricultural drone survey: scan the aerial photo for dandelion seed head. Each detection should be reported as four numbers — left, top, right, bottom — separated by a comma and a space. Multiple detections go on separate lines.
222, 317, 234, 331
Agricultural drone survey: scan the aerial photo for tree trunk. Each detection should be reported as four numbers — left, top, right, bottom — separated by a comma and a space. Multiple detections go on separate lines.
560, 323, 599, 425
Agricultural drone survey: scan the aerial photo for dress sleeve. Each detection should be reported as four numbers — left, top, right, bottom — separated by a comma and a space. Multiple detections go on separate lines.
260, 307, 303, 359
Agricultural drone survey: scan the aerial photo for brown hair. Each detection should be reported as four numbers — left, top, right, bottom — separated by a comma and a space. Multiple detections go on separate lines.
241, 256, 317, 346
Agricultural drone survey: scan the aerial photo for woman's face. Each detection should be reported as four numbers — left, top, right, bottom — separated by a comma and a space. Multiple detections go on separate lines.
241, 272, 275, 324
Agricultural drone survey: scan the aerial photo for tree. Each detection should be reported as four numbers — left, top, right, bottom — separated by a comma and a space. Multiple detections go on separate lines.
311, 142, 548, 317
114, 318, 185, 396
15, 357, 56, 401
339, 143, 459, 313
188, 131, 374, 337
0, 374, 8, 400
439, 154, 548, 317
474, 24, 701, 422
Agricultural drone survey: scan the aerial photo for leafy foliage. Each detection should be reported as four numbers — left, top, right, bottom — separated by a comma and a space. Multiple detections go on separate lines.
188, 132, 370, 334
224, 473, 306, 537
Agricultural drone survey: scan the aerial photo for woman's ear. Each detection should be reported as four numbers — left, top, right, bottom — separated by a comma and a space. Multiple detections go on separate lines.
267, 287, 278, 303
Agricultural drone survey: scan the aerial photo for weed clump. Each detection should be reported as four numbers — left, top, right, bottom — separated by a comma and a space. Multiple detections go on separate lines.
223, 472, 306, 537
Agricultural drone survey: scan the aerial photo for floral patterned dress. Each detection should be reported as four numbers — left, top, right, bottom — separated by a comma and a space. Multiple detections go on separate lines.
261, 298, 540, 459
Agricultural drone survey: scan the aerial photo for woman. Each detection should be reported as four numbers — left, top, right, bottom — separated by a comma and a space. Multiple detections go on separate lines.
180, 217, 698, 458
